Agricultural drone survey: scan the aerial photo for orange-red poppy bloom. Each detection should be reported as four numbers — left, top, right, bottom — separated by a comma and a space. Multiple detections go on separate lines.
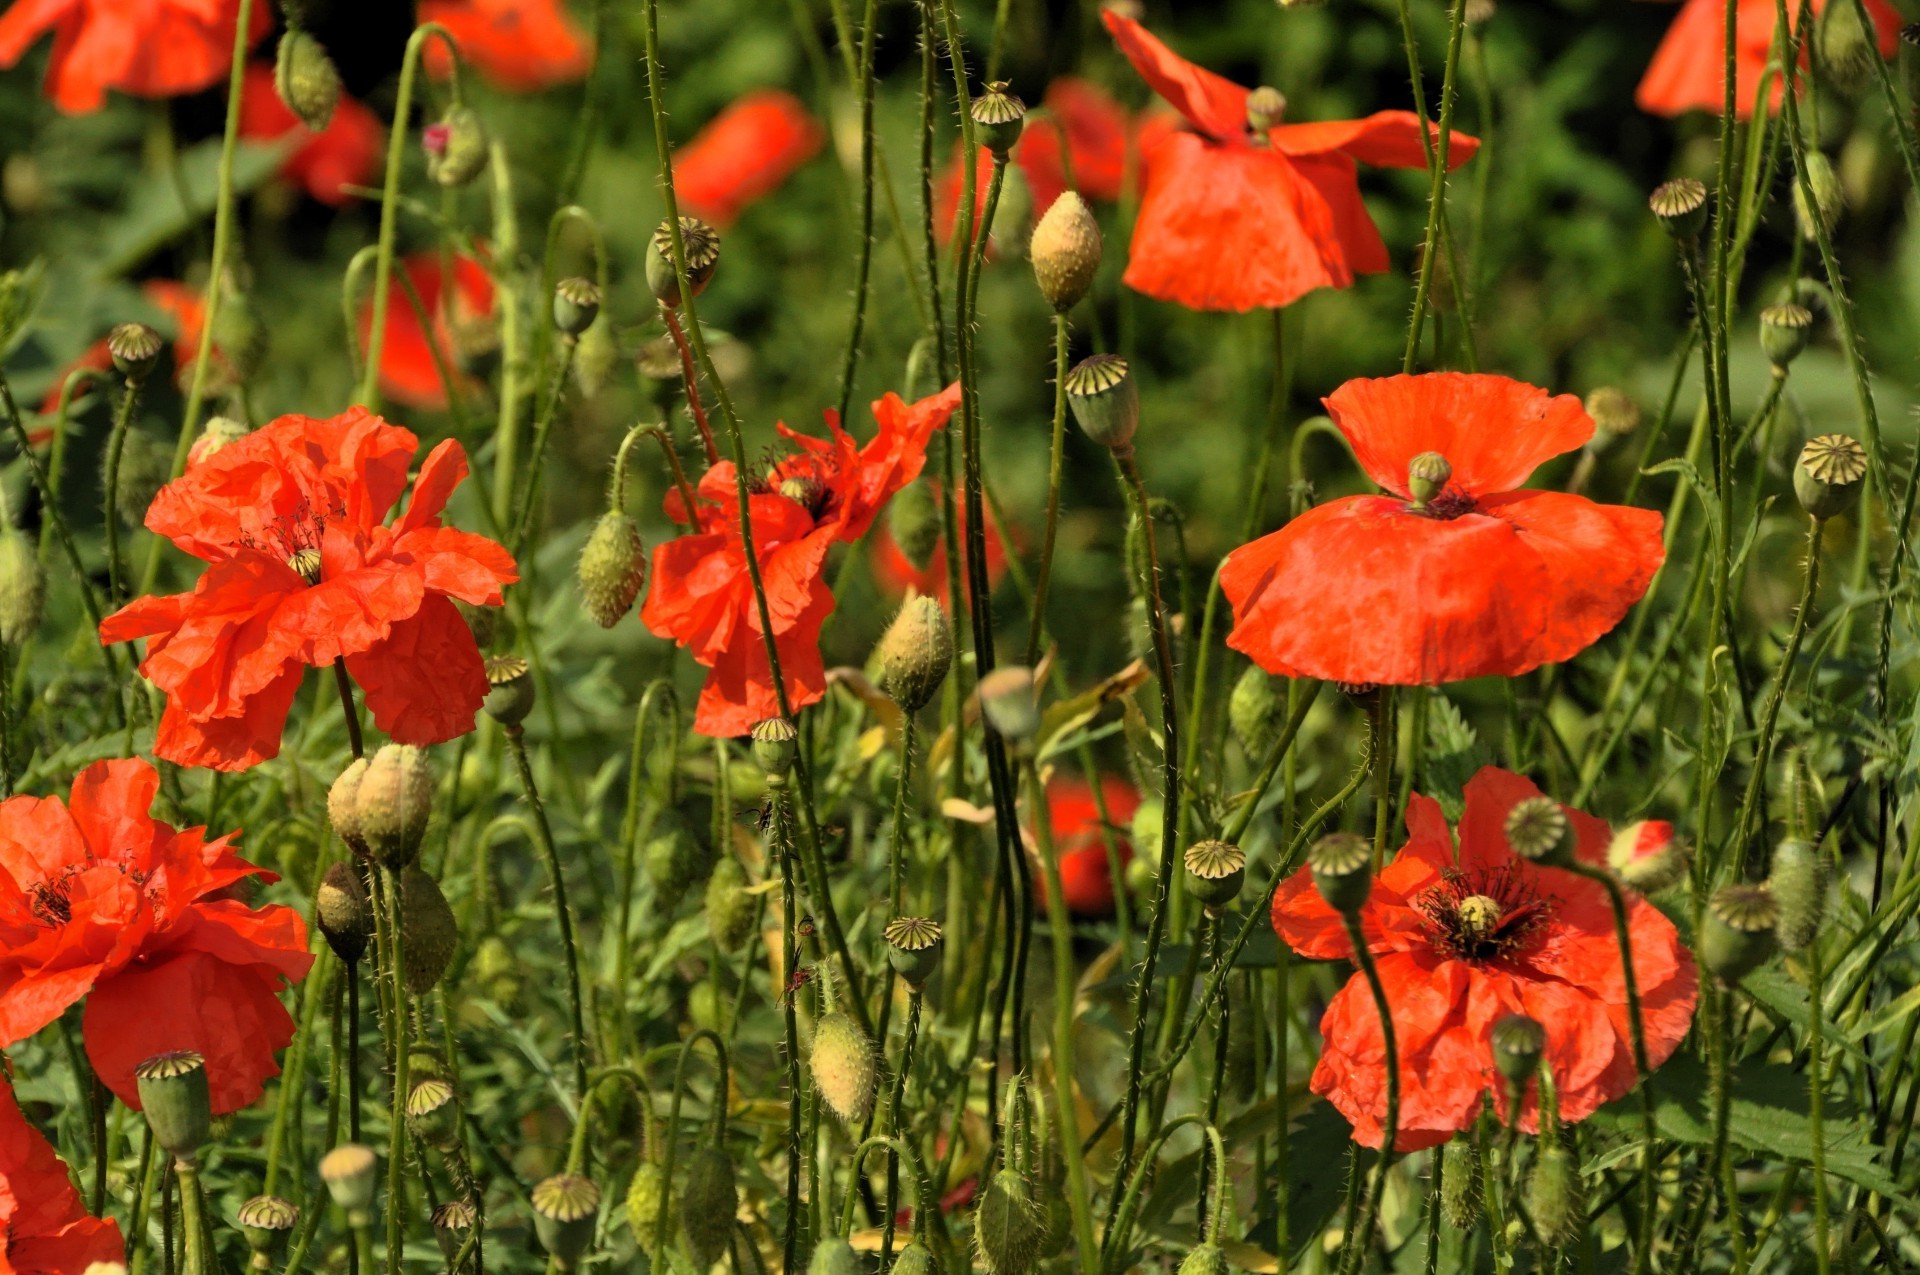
674, 89, 825, 229
38, 280, 209, 418
99, 408, 518, 771
1103, 11, 1479, 313
356, 252, 496, 411
0, 759, 313, 1114
1636, 0, 1902, 119
1, 1075, 125, 1272
420, 0, 593, 92
1222, 373, 1664, 686
1273, 767, 1699, 1151
870, 486, 1010, 604
238, 64, 385, 207
1036, 774, 1140, 919
0, 0, 269, 114
643, 385, 962, 738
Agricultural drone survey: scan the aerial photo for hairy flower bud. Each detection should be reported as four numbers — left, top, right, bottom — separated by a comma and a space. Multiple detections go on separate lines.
678, 1149, 738, 1266
1820, 0, 1877, 98
888, 480, 942, 571
577, 511, 647, 628
624, 1162, 675, 1255
274, 29, 342, 131
425, 106, 488, 187
1440, 1137, 1482, 1229
1526, 1145, 1582, 1245
704, 856, 757, 948
877, 595, 953, 712
358, 744, 434, 869
530, 1174, 600, 1268
1228, 664, 1281, 757
1183, 840, 1246, 913
316, 861, 372, 964
1769, 839, 1828, 952
328, 758, 370, 859
1760, 302, 1814, 371
1795, 434, 1867, 521
974, 1169, 1044, 1274
809, 1012, 877, 1125
108, 430, 169, 530
1649, 177, 1709, 240
1310, 832, 1373, 914
399, 867, 458, 994
891, 1242, 937, 1275
0, 527, 44, 647
1793, 152, 1844, 241
552, 277, 601, 339
1703, 883, 1779, 986
809, 1238, 860, 1275
482, 655, 535, 727
135, 1051, 210, 1161
1178, 1244, 1230, 1275
1030, 192, 1102, 312
972, 82, 1027, 157
647, 217, 721, 307
884, 915, 944, 988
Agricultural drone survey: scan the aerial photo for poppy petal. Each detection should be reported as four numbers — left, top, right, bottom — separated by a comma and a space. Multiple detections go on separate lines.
1101, 9, 1247, 141
1327, 373, 1595, 498
673, 89, 825, 228
345, 594, 488, 746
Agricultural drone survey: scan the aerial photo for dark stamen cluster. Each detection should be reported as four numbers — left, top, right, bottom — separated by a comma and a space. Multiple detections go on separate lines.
1414, 864, 1554, 962
1412, 487, 1478, 521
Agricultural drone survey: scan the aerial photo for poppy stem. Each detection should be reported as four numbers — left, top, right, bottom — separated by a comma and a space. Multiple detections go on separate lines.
1403, 0, 1470, 374
174, 1157, 205, 1275
879, 989, 924, 1263
100, 375, 144, 608
660, 309, 719, 466
381, 870, 411, 1275
1729, 518, 1822, 876
1808, 935, 1832, 1275
768, 783, 805, 1272
1369, 690, 1395, 871
505, 725, 590, 1105
833, 0, 881, 424
508, 340, 579, 557
1337, 913, 1400, 1275
331, 660, 364, 761
1025, 312, 1072, 666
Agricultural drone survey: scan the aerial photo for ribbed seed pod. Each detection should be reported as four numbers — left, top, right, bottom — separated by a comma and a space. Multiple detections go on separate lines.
237, 1195, 298, 1269
135, 1052, 210, 1160
1702, 883, 1779, 986
398, 868, 458, 994
530, 1175, 600, 1268
808, 1012, 877, 1125
678, 1148, 738, 1266
577, 511, 647, 628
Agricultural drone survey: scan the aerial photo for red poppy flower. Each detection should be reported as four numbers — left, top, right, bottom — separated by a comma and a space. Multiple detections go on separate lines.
673, 89, 825, 229
0, 0, 269, 114
870, 485, 1010, 604
0, 759, 314, 1113
1222, 373, 1664, 686
1036, 774, 1140, 919
1636, 0, 1902, 119
1, 1076, 124, 1273
643, 384, 962, 738
420, 0, 593, 93
38, 280, 210, 418
237, 64, 384, 207
1103, 11, 1479, 313
356, 252, 495, 412
98, 408, 518, 771
1272, 767, 1698, 1151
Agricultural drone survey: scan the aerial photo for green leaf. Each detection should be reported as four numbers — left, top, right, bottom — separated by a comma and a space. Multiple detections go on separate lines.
93, 138, 288, 280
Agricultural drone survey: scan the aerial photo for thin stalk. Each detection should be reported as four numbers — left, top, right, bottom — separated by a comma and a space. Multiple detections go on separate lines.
332, 660, 364, 760
887, 718, 917, 915
1403, 0, 1471, 372
880, 989, 924, 1264
661, 308, 719, 465
382, 870, 410, 1275
770, 785, 805, 1272
1338, 914, 1399, 1275
1025, 312, 1071, 665
100, 375, 145, 606
506, 724, 589, 1103
1730, 517, 1823, 875
1809, 937, 1831, 1275
508, 341, 580, 556
174, 1160, 205, 1275
835, 0, 880, 422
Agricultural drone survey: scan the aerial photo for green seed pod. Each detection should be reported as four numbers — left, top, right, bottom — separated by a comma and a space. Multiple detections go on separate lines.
678, 1148, 738, 1267
977, 666, 1041, 741
0, 527, 45, 648
623, 1162, 674, 1254
1030, 191, 1102, 313
1760, 302, 1814, 371
1228, 664, 1281, 757
1064, 354, 1139, 453
108, 430, 170, 530
1183, 840, 1246, 913
1769, 839, 1828, 952
430, 1200, 475, 1265
1309, 832, 1373, 915
482, 655, 535, 727
327, 758, 369, 858
1176, 1244, 1230, 1275
971, 82, 1027, 157
552, 277, 601, 339
1649, 177, 1709, 240
888, 481, 942, 571
752, 717, 799, 785
1702, 883, 1780, 986
318, 1144, 378, 1219
1490, 1013, 1546, 1086
891, 1241, 937, 1275
646, 217, 721, 307
274, 29, 342, 131
577, 511, 647, 628
1793, 151, 1844, 241
974, 1169, 1044, 1275
315, 861, 372, 965
357, 744, 434, 869
809, 1012, 877, 1125
405, 1077, 461, 1150
1246, 85, 1287, 130
398, 868, 458, 995
1407, 451, 1453, 506
135, 1052, 210, 1160
1439, 1137, 1482, 1230
530, 1174, 600, 1268
808, 1237, 860, 1275
1504, 795, 1571, 867
108, 322, 163, 383
645, 826, 704, 912
878, 595, 953, 713
1795, 434, 1868, 521
884, 916, 944, 988
1525, 1145, 1582, 1245
425, 106, 489, 187
237, 1195, 298, 1269
704, 856, 757, 949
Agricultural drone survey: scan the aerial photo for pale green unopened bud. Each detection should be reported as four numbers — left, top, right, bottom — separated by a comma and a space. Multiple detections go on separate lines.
0, 528, 44, 647
577, 511, 647, 629
108, 430, 169, 530
328, 758, 370, 859
809, 1012, 877, 1125
1769, 839, 1828, 952
1030, 192, 1102, 313
646, 825, 706, 911
399, 867, 458, 994
425, 107, 489, 187
877, 595, 953, 712
1526, 1145, 1582, 1245
1228, 664, 1281, 756
891, 1242, 937, 1275
704, 856, 757, 948
1178, 1244, 1230, 1275
357, 744, 435, 869
315, 861, 372, 965
809, 1238, 860, 1275
678, 1149, 738, 1267
1440, 1137, 1482, 1229
888, 481, 942, 571
1793, 152, 1844, 241
975, 1169, 1044, 1275
1820, 0, 1878, 98
624, 1163, 675, 1255
274, 29, 342, 131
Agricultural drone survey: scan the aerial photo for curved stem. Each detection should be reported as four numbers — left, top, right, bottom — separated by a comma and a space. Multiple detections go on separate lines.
100, 377, 144, 607
1024, 312, 1071, 665
1403, 0, 1470, 372
1339, 912, 1399, 1275
508, 340, 578, 556
506, 725, 589, 1103
834, 0, 880, 422
1731, 518, 1822, 875
651, 1028, 732, 1256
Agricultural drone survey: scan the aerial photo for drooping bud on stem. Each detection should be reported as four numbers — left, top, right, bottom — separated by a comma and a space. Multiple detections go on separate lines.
274, 29, 342, 131
678, 1149, 738, 1267
1440, 1137, 1482, 1228
1183, 839, 1246, 914
578, 511, 647, 628
398, 867, 458, 994
974, 1169, 1045, 1274
705, 856, 757, 948
1769, 839, 1828, 952
809, 1011, 877, 1124
424, 106, 488, 187
1793, 152, 1844, 241
888, 481, 942, 569
0, 526, 45, 647
1527, 1144, 1583, 1244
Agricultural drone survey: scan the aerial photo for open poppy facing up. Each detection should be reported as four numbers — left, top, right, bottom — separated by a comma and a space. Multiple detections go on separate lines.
239, 63, 385, 207
1103, 10, 1479, 313
1272, 767, 1699, 1150
0, 758, 313, 1114
1222, 373, 1664, 686
1636, 0, 1902, 119
0, 0, 270, 114
1, 1076, 125, 1272
421, 0, 593, 92
1037, 774, 1140, 919
356, 252, 496, 411
644, 384, 963, 738
673, 89, 826, 229
100, 408, 518, 770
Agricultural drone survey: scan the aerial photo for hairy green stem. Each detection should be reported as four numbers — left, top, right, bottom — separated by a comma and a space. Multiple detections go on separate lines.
506, 724, 589, 1104
1025, 313, 1072, 665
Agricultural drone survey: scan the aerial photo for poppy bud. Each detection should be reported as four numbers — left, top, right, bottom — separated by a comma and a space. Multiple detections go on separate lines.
978, 665, 1041, 740
237, 1195, 298, 1270
705, 856, 758, 948
552, 277, 601, 339
1607, 820, 1690, 894
1490, 1013, 1546, 1086
678, 1148, 738, 1266
319, 1144, 378, 1221
1760, 302, 1814, 371
328, 759, 370, 859
316, 861, 372, 964
624, 1162, 674, 1254
687, 979, 725, 1032
193, 415, 251, 460
1228, 664, 1281, 757
399, 867, 458, 994
210, 290, 266, 387
577, 511, 647, 629
751, 716, 800, 784
108, 322, 163, 383
892, 1242, 937, 1275
425, 106, 489, 187
107, 431, 169, 529
1407, 451, 1452, 507
1183, 839, 1246, 914
809, 1237, 860, 1275
878, 595, 953, 712
972, 82, 1027, 157
809, 1011, 877, 1124
647, 825, 706, 911
1820, 0, 1877, 98
975, 1169, 1044, 1274
1526, 1145, 1582, 1245
572, 315, 619, 398
274, 29, 342, 132
1703, 883, 1779, 985
647, 217, 721, 307
134, 1052, 210, 1161
1769, 838, 1828, 952
1583, 387, 1641, 441
1031, 191, 1103, 314
1309, 832, 1373, 914
405, 1077, 461, 1150
1064, 353, 1138, 452
1649, 177, 1709, 240
1505, 795, 1572, 867
1795, 434, 1867, 521
471, 933, 520, 1006
358, 744, 435, 869
530, 1174, 600, 1269
0, 527, 45, 647
1440, 1137, 1482, 1229
884, 915, 944, 988
888, 480, 943, 570
430, 1200, 475, 1264
1793, 152, 1844, 241
482, 655, 536, 727
1246, 86, 1287, 132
